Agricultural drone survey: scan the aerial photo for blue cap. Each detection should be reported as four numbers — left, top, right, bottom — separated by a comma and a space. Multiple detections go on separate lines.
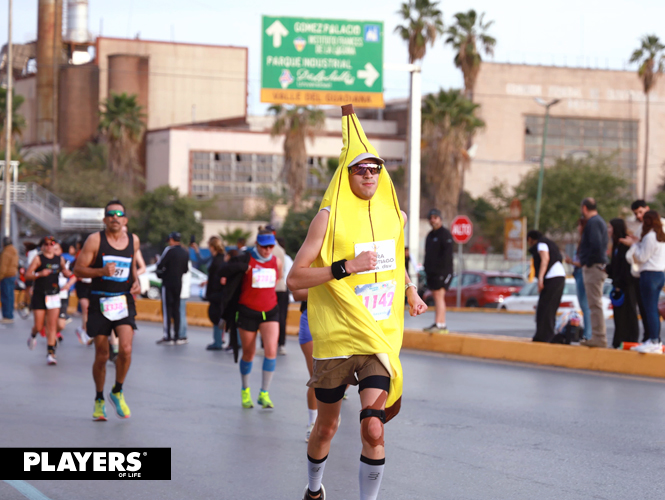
256, 233, 276, 246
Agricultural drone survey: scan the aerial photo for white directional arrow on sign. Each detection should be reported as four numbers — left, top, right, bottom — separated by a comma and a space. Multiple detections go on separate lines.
266, 20, 289, 48
357, 62, 380, 87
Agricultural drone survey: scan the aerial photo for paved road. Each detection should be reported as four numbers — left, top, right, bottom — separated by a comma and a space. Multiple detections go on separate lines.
405, 309, 622, 344
1, 315, 662, 499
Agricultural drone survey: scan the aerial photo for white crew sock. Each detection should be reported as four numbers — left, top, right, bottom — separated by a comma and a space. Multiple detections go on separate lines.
308, 409, 318, 426
307, 454, 327, 494
436, 323, 446, 328
359, 455, 385, 500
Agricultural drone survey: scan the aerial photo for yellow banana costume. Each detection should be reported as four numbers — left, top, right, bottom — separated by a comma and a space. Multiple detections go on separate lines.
308, 104, 405, 421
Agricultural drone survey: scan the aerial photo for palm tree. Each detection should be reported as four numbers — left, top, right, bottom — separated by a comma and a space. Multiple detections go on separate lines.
395, 0, 444, 64
445, 10, 496, 101
269, 105, 325, 210
0, 87, 27, 151
98, 92, 146, 189
422, 89, 485, 222
629, 34, 665, 198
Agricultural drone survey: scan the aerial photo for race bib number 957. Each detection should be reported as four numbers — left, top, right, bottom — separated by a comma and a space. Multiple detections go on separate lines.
102, 256, 132, 282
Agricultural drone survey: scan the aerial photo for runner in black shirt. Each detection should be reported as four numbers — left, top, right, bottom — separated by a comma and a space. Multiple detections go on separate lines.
74, 200, 141, 421
25, 236, 72, 365
423, 209, 454, 333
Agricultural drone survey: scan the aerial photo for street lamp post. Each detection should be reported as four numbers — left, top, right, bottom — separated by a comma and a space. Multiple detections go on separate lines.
534, 98, 561, 230
4, 0, 13, 239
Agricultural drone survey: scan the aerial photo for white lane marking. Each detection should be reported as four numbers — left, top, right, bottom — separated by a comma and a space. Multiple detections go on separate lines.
4, 480, 53, 500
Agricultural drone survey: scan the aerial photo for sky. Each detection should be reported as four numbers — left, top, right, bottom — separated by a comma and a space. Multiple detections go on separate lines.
2, 0, 665, 115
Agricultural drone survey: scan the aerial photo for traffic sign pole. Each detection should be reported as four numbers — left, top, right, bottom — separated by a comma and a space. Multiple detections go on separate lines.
456, 243, 463, 308
450, 215, 473, 309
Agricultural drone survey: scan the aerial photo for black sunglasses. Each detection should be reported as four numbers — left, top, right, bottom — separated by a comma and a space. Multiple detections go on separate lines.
348, 163, 382, 176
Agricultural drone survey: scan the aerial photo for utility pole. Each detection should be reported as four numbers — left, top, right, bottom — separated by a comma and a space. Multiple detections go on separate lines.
4, 0, 13, 238
51, 0, 61, 190
385, 63, 421, 288
534, 98, 561, 230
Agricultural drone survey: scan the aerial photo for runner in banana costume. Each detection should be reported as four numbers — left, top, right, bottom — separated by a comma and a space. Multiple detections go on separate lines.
287, 104, 427, 500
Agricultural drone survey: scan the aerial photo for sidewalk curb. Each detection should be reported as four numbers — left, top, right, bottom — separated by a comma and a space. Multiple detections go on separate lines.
400, 329, 665, 380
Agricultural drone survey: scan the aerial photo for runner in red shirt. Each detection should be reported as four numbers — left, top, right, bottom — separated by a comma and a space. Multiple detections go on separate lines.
236, 229, 283, 409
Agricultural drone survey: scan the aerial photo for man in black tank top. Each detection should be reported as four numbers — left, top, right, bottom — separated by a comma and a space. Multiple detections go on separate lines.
74, 200, 141, 421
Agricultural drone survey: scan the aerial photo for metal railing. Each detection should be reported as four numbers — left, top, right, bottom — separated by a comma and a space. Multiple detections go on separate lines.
0, 182, 103, 231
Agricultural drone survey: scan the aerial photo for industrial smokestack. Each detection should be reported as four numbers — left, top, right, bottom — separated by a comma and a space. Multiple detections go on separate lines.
66, 0, 89, 43
36, 0, 63, 144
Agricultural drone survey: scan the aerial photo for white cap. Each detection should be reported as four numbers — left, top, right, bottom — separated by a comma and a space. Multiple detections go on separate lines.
348, 152, 385, 166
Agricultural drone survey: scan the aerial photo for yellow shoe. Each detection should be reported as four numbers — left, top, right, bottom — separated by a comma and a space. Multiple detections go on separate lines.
257, 390, 274, 409
241, 387, 254, 409
109, 390, 131, 419
93, 399, 107, 421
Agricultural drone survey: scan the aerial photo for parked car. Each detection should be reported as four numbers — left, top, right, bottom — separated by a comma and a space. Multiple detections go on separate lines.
139, 262, 208, 300
500, 278, 614, 319
423, 271, 525, 308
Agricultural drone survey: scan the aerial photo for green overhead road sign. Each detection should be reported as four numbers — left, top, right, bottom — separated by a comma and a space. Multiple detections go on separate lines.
261, 16, 384, 108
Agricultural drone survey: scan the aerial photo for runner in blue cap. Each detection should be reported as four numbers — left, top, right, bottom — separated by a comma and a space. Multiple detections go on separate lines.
227, 228, 283, 409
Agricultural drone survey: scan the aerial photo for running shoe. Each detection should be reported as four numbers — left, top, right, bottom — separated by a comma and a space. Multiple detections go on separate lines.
175, 338, 189, 345
56, 332, 63, 343
241, 387, 254, 409
109, 390, 131, 419
46, 353, 57, 365
75, 328, 89, 345
156, 337, 174, 345
631, 339, 663, 354
306, 423, 314, 443
257, 390, 274, 409
27, 334, 37, 350
93, 399, 107, 421
278, 345, 287, 356
109, 350, 118, 364
302, 484, 326, 500
424, 323, 449, 334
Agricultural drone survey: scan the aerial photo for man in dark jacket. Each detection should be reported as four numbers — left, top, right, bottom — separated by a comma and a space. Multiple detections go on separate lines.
423, 209, 454, 334
578, 198, 609, 348
156, 232, 190, 345
527, 230, 566, 342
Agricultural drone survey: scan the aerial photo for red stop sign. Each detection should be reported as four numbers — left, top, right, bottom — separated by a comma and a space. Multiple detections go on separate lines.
451, 215, 473, 244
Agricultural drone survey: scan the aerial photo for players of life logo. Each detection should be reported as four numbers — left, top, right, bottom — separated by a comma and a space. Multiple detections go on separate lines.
279, 69, 294, 89
364, 25, 380, 42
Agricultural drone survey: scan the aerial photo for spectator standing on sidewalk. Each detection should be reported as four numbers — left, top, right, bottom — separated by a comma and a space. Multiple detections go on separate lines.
156, 232, 190, 345
565, 217, 592, 341
623, 211, 665, 353
0, 237, 19, 323
578, 198, 609, 348
423, 209, 454, 334
607, 218, 639, 347
527, 230, 566, 342
630, 200, 665, 342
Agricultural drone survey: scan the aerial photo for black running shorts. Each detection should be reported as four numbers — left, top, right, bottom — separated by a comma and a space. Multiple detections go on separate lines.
75, 281, 91, 300
236, 304, 279, 332
86, 294, 137, 337
426, 272, 453, 291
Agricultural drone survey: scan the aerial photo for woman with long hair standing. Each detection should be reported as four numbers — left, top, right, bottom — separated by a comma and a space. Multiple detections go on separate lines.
205, 236, 227, 350
623, 210, 665, 353
607, 218, 639, 347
